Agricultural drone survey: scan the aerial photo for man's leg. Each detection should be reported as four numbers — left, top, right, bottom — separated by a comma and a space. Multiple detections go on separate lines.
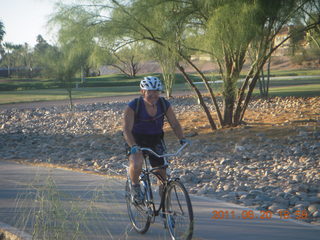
129, 152, 144, 204
129, 151, 143, 184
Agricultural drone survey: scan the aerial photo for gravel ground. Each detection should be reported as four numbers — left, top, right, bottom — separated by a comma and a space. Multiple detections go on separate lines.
0, 95, 319, 225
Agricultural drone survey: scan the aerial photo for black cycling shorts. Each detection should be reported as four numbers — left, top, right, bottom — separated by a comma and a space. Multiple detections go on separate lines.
126, 132, 166, 167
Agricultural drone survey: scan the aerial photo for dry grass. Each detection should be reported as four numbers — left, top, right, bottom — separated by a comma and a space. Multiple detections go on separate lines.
163, 97, 319, 145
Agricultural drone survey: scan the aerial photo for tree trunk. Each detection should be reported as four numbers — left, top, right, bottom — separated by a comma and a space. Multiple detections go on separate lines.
258, 70, 265, 97
67, 88, 73, 111
239, 73, 260, 122
111, 64, 131, 77
176, 63, 217, 131
222, 77, 235, 126
182, 55, 223, 126
233, 64, 256, 125
266, 55, 271, 98
81, 66, 85, 83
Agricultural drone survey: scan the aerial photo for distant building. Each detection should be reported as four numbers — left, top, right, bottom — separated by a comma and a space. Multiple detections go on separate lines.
273, 26, 309, 56
190, 53, 212, 61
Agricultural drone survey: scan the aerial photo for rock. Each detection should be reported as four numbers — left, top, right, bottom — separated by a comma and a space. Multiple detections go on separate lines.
291, 175, 302, 182
292, 203, 308, 212
197, 183, 215, 195
180, 173, 197, 184
297, 184, 309, 192
268, 203, 288, 212
308, 204, 320, 215
312, 211, 320, 218
0, 96, 319, 225
223, 184, 232, 191
234, 145, 245, 152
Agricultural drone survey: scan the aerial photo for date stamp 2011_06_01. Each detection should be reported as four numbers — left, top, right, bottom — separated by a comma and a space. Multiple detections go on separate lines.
211, 209, 309, 220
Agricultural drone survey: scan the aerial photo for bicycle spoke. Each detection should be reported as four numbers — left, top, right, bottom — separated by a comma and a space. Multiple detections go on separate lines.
124, 143, 191, 237
173, 185, 185, 216
165, 181, 193, 240
125, 180, 151, 234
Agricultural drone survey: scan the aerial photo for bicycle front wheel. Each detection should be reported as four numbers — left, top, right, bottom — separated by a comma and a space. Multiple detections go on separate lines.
164, 180, 194, 240
125, 179, 152, 234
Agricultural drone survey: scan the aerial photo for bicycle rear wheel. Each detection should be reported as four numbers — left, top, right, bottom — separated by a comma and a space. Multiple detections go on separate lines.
164, 180, 194, 240
125, 179, 152, 233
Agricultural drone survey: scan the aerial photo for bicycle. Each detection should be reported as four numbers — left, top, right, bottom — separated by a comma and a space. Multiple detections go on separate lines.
124, 142, 194, 240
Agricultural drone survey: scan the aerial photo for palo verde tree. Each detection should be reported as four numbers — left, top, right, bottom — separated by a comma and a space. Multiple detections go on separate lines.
40, 43, 86, 110
45, 5, 93, 109
49, 2, 96, 80
179, 0, 320, 127
40, 2, 98, 109
151, 44, 177, 98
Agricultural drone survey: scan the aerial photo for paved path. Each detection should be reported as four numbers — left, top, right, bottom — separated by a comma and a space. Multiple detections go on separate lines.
0, 161, 319, 240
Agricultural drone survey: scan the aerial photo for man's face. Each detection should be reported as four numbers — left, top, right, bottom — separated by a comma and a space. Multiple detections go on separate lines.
142, 90, 160, 104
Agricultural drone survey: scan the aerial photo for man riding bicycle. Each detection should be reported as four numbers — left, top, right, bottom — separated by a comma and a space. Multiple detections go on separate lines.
123, 76, 188, 204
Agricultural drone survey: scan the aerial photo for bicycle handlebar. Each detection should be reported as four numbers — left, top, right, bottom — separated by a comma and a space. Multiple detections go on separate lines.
140, 142, 189, 158
122, 142, 189, 171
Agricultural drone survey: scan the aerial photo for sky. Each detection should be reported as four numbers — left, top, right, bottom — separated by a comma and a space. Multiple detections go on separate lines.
0, 0, 63, 47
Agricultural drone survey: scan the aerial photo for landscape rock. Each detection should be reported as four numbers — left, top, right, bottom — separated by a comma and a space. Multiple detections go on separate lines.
0, 96, 319, 225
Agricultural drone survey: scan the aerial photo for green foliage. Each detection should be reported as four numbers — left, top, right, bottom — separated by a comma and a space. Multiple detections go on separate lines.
0, 20, 5, 43
206, 1, 258, 59
1, 0, 319, 126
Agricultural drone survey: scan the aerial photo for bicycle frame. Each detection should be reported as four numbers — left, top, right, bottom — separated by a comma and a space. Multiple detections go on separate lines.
124, 142, 189, 222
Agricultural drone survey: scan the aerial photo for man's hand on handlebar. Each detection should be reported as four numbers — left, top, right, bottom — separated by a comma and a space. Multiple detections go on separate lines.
130, 145, 141, 155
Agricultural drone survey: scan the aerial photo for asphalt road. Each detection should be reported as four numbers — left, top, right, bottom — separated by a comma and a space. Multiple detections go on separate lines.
0, 161, 319, 240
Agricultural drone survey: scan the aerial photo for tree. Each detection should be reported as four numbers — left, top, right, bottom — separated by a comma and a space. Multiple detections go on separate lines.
152, 44, 177, 98
15, 43, 34, 78
289, 25, 307, 57
49, 2, 97, 81
1, 42, 23, 77
54, 0, 320, 129
304, 0, 320, 50
184, 0, 320, 126
0, 21, 5, 74
40, 44, 84, 110
110, 44, 143, 77
0, 20, 5, 44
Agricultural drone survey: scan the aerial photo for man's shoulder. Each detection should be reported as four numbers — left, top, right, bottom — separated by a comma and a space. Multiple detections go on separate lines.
128, 97, 142, 111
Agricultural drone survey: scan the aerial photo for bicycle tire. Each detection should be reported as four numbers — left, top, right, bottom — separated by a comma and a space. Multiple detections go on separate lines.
164, 180, 194, 240
125, 179, 152, 233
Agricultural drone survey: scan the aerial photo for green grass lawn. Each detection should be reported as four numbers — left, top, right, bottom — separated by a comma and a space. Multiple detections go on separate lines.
263, 84, 320, 97
0, 86, 140, 104
0, 71, 319, 105
1, 83, 319, 105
